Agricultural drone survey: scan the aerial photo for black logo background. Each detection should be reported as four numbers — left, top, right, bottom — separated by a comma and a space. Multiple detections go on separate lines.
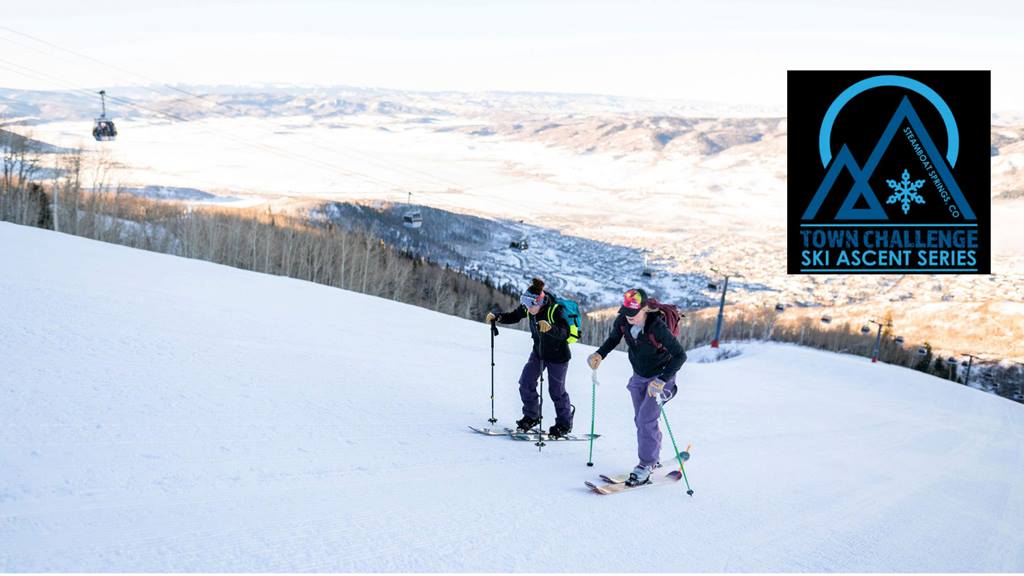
788, 71, 991, 274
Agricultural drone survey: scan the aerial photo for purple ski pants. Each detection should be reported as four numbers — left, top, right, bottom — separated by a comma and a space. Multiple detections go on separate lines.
627, 373, 677, 467
518, 351, 572, 428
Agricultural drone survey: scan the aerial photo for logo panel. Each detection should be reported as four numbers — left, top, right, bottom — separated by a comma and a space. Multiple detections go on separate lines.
788, 71, 990, 274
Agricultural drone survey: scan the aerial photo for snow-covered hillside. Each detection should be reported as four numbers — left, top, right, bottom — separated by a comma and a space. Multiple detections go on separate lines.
2, 222, 1023, 571
319, 201, 714, 309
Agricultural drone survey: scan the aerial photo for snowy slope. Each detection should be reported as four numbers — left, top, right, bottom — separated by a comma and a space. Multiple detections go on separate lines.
1, 222, 1023, 572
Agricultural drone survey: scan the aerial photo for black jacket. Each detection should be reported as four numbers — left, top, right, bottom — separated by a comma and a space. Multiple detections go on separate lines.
595, 311, 686, 381
496, 295, 571, 364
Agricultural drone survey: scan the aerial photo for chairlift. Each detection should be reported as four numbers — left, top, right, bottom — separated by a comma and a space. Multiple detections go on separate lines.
92, 90, 117, 142
860, 325, 871, 335
707, 282, 718, 291
894, 336, 905, 345
774, 303, 785, 312
820, 315, 832, 325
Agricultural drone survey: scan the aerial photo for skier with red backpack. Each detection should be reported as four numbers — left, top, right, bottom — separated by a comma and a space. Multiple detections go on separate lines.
587, 288, 686, 486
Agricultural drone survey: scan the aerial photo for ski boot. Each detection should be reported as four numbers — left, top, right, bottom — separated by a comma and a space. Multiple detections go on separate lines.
515, 416, 540, 433
625, 463, 656, 487
547, 422, 572, 439
547, 403, 575, 438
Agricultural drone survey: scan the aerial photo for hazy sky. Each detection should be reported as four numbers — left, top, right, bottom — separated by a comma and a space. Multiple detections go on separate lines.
2, 0, 1022, 110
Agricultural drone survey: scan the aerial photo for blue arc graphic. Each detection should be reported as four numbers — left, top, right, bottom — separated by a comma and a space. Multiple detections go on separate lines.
818, 75, 959, 168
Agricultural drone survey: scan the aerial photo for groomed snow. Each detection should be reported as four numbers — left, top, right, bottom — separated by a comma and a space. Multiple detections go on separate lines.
1, 222, 1022, 572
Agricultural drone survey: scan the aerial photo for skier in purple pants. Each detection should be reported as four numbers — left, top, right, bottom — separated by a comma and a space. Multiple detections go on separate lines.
588, 288, 686, 486
485, 278, 574, 438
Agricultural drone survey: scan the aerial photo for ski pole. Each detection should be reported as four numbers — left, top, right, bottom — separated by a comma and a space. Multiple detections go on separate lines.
489, 319, 499, 424
535, 317, 545, 450
657, 391, 693, 496
587, 369, 598, 467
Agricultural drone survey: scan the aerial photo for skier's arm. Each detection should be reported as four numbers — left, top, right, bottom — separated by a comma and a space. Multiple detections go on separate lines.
594, 319, 624, 358
653, 320, 687, 381
545, 308, 569, 340
496, 305, 526, 324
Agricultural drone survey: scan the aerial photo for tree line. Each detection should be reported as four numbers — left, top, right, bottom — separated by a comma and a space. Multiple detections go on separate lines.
580, 304, 1022, 403
1, 142, 518, 325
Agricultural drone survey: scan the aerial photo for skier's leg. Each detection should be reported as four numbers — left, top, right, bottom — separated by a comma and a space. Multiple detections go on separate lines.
545, 361, 572, 428
627, 374, 662, 467
518, 351, 542, 419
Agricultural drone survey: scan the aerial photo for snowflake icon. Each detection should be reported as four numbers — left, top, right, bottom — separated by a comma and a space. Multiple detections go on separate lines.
885, 169, 926, 214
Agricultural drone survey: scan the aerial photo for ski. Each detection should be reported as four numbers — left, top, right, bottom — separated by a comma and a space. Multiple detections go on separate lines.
468, 426, 599, 442
509, 432, 599, 442
467, 426, 516, 436
599, 448, 691, 484
586, 470, 682, 494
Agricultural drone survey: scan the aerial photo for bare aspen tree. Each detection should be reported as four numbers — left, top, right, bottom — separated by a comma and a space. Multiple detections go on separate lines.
1, 128, 13, 218
338, 226, 348, 289
63, 150, 82, 235
260, 213, 268, 270
51, 155, 61, 232
359, 234, 371, 294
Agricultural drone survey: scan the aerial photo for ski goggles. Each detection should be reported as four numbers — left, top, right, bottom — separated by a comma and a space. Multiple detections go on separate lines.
520, 291, 545, 309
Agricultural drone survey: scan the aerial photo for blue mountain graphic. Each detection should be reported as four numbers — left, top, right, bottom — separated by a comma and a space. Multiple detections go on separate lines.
802, 96, 975, 221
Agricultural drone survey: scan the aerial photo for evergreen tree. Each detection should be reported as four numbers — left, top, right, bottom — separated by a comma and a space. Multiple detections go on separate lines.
914, 342, 933, 373
29, 183, 52, 229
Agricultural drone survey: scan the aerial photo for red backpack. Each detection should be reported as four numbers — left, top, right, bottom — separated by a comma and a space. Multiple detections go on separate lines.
647, 298, 682, 339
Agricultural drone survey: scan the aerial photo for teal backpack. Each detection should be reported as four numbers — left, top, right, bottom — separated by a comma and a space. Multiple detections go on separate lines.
546, 296, 582, 344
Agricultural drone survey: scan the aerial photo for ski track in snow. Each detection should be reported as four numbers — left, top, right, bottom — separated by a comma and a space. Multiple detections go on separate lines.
1, 222, 1023, 571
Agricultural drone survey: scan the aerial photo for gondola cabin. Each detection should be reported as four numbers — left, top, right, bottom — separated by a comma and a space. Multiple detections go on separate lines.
402, 211, 422, 229
92, 90, 117, 142
509, 238, 529, 251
